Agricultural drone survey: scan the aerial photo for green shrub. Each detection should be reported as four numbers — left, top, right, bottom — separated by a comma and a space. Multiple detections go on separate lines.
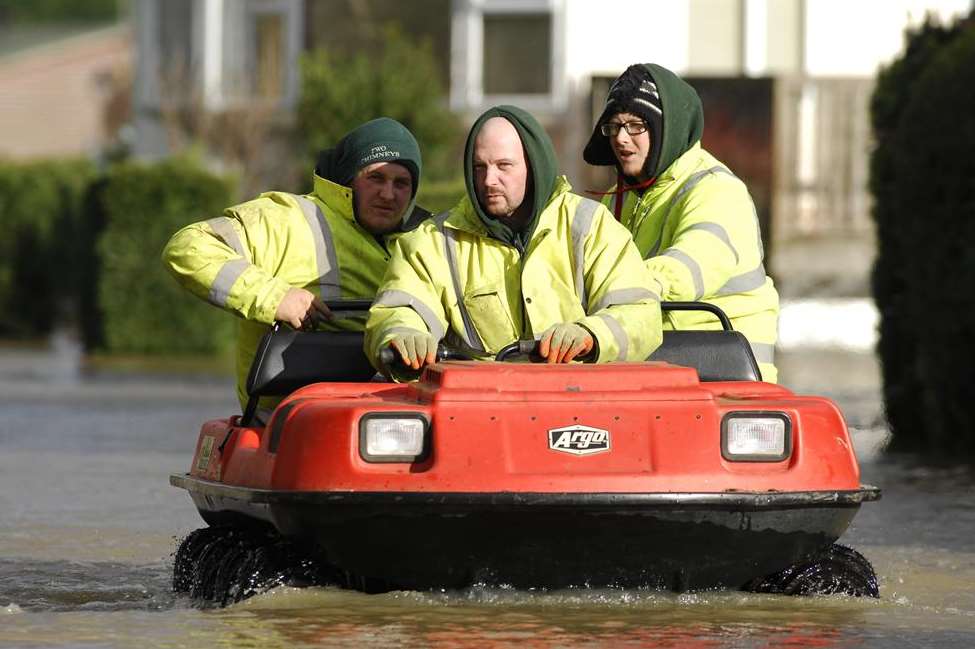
890, 27, 975, 456
297, 25, 462, 182
0, 158, 96, 338
93, 157, 236, 355
0, 0, 120, 23
870, 13, 975, 456
416, 177, 465, 214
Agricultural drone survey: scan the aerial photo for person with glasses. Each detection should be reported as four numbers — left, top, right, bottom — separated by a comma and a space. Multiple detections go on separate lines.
583, 63, 780, 382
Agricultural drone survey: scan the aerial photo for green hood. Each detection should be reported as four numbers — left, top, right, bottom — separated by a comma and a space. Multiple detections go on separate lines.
463, 105, 558, 248
584, 63, 704, 181
315, 117, 425, 230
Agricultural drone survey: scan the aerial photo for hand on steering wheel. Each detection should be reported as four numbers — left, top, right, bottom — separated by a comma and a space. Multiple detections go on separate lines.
388, 331, 438, 370
538, 323, 594, 363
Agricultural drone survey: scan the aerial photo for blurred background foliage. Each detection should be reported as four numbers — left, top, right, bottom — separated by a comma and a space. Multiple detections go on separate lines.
0, 20, 462, 352
870, 13, 975, 456
0, 159, 97, 338
0, 0, 121, 24
298, 26, 460, 180
91, 157, 236, 355
0, 157, 234, 355
297, 25, 464, 213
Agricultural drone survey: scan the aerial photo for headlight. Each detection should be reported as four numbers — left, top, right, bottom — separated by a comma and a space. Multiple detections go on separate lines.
359, 413, 429, 463
721, 412, 792, 462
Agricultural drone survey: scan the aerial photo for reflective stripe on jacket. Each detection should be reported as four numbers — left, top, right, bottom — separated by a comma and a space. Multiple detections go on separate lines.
365, 177, 662, 370
605, 143, 780, 382
162, 175, 391, 410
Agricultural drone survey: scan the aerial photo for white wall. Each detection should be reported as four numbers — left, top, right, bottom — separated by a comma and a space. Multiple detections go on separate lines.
562, 0, 972, 81
563, 0, 690, 84
803, 0, 970, 77
547, 1, 691, 183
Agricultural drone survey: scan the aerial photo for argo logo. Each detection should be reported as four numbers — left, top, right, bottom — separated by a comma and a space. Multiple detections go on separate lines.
547, 425, 611, 456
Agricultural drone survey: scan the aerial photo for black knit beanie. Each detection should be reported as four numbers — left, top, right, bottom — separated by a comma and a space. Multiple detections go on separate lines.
583, 64, 663, 179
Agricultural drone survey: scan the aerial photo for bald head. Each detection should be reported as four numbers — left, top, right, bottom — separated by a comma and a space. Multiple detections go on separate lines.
476, 116, 520, 149
472, 117, 529, 221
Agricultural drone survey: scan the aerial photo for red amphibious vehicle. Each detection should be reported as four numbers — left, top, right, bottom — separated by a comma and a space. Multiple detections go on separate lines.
171, 302, 881, 603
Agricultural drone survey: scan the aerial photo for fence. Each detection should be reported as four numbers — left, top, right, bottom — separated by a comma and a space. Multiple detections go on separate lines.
773, 77, 876, 241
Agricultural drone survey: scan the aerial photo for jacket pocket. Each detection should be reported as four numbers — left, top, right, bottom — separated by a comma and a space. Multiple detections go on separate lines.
463, 284, 517, 352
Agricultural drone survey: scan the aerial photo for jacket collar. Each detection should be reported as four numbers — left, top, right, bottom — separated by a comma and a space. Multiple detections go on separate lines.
312, 174, 355, 222
645, 141, 702, 196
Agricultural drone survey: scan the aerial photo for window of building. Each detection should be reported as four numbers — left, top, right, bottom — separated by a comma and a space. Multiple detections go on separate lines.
482, 12, 551, 95
216, 0, 301, 107
451, 0, 565, 112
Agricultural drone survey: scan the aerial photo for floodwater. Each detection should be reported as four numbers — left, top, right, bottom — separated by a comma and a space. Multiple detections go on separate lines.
2, 327, 974, 649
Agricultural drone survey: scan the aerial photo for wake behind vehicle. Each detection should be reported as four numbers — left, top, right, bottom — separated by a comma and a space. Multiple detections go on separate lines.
170, 302, 880, 604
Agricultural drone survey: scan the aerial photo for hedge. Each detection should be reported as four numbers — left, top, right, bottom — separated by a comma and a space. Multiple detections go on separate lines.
0, 153, 468, 354
869, 14, 975, 456
92, 158, 236, 355
0, 158, 96, 338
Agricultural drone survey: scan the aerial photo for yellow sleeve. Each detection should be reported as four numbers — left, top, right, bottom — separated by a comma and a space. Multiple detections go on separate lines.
364, 230, 450, 371
161, 197, 301, 324
577, 205, 663, 362
647, 173, 759, 301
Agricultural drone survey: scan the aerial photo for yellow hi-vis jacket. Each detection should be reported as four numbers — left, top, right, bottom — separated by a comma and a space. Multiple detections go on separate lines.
605, 143, 780, 382
365, 177, 662, 370
162, 175, 393, 414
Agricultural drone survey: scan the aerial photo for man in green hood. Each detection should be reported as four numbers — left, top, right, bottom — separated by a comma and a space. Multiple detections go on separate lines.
365, 105, 662, 378
584, 63, 780, 382
163, 117, 428, 417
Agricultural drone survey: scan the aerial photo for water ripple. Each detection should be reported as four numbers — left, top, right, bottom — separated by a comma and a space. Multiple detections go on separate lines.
0, 558, 177, 612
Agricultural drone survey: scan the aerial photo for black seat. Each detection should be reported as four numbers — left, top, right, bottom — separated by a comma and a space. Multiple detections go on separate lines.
241, 301, 376, 425
649, 330, 760, 382
648, 301, 762, 382
241, 301, 761, 424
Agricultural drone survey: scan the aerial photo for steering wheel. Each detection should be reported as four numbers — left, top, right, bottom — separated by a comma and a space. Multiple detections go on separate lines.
377, 339, 543, 371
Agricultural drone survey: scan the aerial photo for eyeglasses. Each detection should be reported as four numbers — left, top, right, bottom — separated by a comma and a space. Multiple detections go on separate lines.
600, 120, 648, 137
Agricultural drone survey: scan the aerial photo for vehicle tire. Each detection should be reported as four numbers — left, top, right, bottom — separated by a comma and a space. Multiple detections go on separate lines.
193, 526, 254, 604
173, 526, 231, 594
174, 525, 337, 606
743, 544, 880, 598
223, 532, 313, 604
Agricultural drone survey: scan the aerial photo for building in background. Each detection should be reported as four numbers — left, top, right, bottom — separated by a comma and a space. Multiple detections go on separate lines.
0, 23, 131, 159
449, 0, 970, 294
125, 0, 971, 279
130, 0, 304, 159
448, 0, 969, 244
